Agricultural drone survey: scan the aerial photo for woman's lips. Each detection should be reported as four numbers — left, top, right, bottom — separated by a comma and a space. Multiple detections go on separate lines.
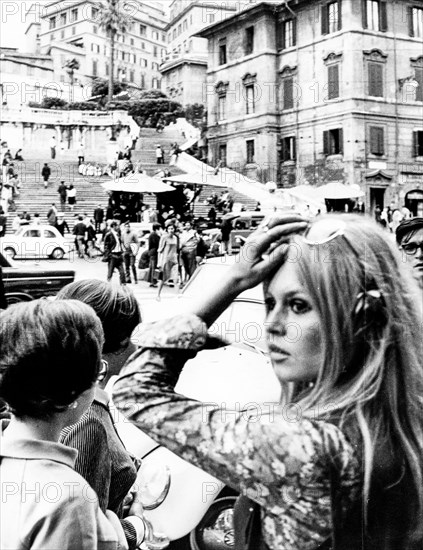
267, 344, 290, 358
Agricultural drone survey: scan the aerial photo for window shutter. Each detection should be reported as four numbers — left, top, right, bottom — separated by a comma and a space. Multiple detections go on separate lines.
369, 63, 383, 97
379, 1, 387, 32
338, 0, 342, 30
292, 19, 297, 46
377, 127, 384, 154
282, 139, 288, 161
415, 68, 423, 102
370, 127, 384, 155
412, 131, 418, 157
338, 128, 344, 154
328, 64, 339, 99
292, 137, 296, 160
284, 78, 293, 109
408, 6, 414, 37
277, 22, 284, 50
362, 0, 368, 28
323, 131, 330, 155
322, 4, 329, 35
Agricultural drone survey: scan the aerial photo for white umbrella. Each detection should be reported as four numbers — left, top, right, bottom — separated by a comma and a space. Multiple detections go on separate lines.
102, 172, 175, 193
316, 182, 364, 200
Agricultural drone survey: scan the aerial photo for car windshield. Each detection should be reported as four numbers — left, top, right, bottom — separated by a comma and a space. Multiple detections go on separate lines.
183, 261, 264, 302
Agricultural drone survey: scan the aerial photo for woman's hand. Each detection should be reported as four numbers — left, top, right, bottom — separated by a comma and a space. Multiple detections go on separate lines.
191, 214, 307, 327
227, 214, 308, 293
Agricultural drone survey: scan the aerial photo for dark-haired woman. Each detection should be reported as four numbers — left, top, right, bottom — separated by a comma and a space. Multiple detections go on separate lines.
58, 280, 150, 550
0, 299, 128, 549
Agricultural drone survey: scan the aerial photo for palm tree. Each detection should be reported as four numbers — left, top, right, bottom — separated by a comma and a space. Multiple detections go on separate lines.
98, 0, 129, 104
64, 58, 80, 103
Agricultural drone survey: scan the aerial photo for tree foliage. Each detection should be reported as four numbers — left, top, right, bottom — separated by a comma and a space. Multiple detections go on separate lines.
105, 96, 185, 127
91, 78, 124, 97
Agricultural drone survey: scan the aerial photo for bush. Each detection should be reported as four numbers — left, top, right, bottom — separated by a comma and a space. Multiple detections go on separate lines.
68, 101, 102, 111
28, 102, 42, 108
91, 78, 125, 97
41, 97, 68, 110
104, 97, 184, 128
139, 89, 168, 99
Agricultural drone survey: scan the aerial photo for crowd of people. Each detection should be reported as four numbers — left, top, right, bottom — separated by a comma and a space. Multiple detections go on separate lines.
0, 212, 422, 549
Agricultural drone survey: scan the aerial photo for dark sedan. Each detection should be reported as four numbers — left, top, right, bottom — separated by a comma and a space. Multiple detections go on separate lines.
0, 252, 75, 305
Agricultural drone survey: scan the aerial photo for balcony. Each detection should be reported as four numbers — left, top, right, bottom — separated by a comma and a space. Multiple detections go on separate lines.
1, 107, 131, 126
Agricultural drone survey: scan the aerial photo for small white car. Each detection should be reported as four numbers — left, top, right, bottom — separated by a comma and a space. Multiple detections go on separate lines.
0, 225, 74, 260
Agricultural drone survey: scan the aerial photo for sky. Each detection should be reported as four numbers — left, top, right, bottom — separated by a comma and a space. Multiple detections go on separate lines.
0, 0, 172, 49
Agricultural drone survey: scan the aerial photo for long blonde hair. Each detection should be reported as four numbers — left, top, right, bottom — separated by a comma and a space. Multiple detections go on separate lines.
292, 214, 423, 539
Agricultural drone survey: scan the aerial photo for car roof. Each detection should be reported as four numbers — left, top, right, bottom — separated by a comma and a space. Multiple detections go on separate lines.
182, 256, 264, 303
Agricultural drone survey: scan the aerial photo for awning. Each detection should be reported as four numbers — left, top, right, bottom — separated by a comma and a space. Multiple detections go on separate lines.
316, 182, 364, 199
102, 173, 175, 193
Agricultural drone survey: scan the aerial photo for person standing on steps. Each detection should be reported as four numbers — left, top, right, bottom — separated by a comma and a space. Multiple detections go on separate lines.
47, 203, 58, 227
155, 145, 164, 165
67, 184, 76, 212
49, 135, 57, 159
55, 213, 70, 237
94, 204, 104, 234
41, 163, 51, 189
57, 181, 67, 212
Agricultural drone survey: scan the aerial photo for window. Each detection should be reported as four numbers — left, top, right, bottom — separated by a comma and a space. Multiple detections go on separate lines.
92, 60, 98, 77
173, 29, 177, 40
153, 31, 159, 40
281, 136, 296, 161
152, 62, 159, 71
106, 63, 109, 76
323, 129, 343, 155
219, 41, 227, 65
218, 95, 226, 120
91, 7, 98, 19
280, 19, 296, 49
322, 1, 341, 34
121, 51, 125, 60
246, 140, 255, 163
140, 24, 146, 36
93, 25, 98, 34
162, 34, 166, 42
153, 46, 158, 57
245, 84, 255, 114
140, 58, 147, 67
72, 27, 76, 35
219, 144, 227, 166
178, 24, 182, 35
44, 229, 56, 238
368, 62, 384, 96
71, 9, 78, 22
369, 126, 384, 155
183, 20, 188, 31
282, 76, 294, 110
60, 13, 67, 26
141, 41, 146, 50
409, 7, 423, 37
412, 131, 423, 156
61, 30, 65, 39
130, 38, 134, 46
140, 74, 145, 88
327, 64, 339, 99
415, 67, 423, 102
49, 16, 56, 30
363, 1, 388, 31
209, 14, 215, 23
245, 26, 254, 55
129, 70, 135, 83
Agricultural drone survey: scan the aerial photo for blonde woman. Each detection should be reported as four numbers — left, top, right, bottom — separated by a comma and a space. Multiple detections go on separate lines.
113, 214, 423, 549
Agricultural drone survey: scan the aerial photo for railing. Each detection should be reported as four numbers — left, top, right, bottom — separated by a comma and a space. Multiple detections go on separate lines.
1, 107, 131, 126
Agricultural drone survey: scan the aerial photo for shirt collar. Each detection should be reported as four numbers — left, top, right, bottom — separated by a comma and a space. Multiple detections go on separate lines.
94, 386, 110, 407
0, 420, 77, 468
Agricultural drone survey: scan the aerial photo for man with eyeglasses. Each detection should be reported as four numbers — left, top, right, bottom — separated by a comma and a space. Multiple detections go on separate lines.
396, 217, 423, 289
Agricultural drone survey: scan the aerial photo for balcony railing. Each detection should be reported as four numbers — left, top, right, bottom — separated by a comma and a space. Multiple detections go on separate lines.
1, 107, 131, 126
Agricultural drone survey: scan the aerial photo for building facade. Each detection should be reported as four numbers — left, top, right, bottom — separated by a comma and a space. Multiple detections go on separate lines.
39, 0, 168, 92
199, 0, 423, 215
160, 0, 238, 106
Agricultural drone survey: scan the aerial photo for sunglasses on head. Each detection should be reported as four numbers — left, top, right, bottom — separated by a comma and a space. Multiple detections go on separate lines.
302, 220, 347, 245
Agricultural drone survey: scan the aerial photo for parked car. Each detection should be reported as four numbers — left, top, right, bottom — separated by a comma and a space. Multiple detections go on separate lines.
0, 252, 75, 305
229, 212, 265, 251
0, 225, 74, 260
115, 256, 280, 550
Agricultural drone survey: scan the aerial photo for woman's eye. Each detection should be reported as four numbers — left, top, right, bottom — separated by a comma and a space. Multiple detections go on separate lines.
264, 297, 276, 312
290, 299, 311, 314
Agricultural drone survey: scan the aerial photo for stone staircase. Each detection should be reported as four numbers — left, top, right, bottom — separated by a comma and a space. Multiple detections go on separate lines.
5, 124, 257, 233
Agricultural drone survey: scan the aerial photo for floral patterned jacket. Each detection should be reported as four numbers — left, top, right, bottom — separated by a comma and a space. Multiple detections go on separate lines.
112, 315, 362, 550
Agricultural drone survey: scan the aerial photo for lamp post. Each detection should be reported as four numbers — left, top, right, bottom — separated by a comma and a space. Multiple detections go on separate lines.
64, 58, 80, 103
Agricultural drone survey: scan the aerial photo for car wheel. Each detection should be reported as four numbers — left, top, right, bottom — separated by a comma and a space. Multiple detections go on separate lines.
189, 496, 237, 550
50, 247, 64, 260
4, 247, 16, 259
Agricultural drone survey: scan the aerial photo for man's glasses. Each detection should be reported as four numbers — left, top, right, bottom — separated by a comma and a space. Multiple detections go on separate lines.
97, 359, 108, 382
400, 242, 423, 255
